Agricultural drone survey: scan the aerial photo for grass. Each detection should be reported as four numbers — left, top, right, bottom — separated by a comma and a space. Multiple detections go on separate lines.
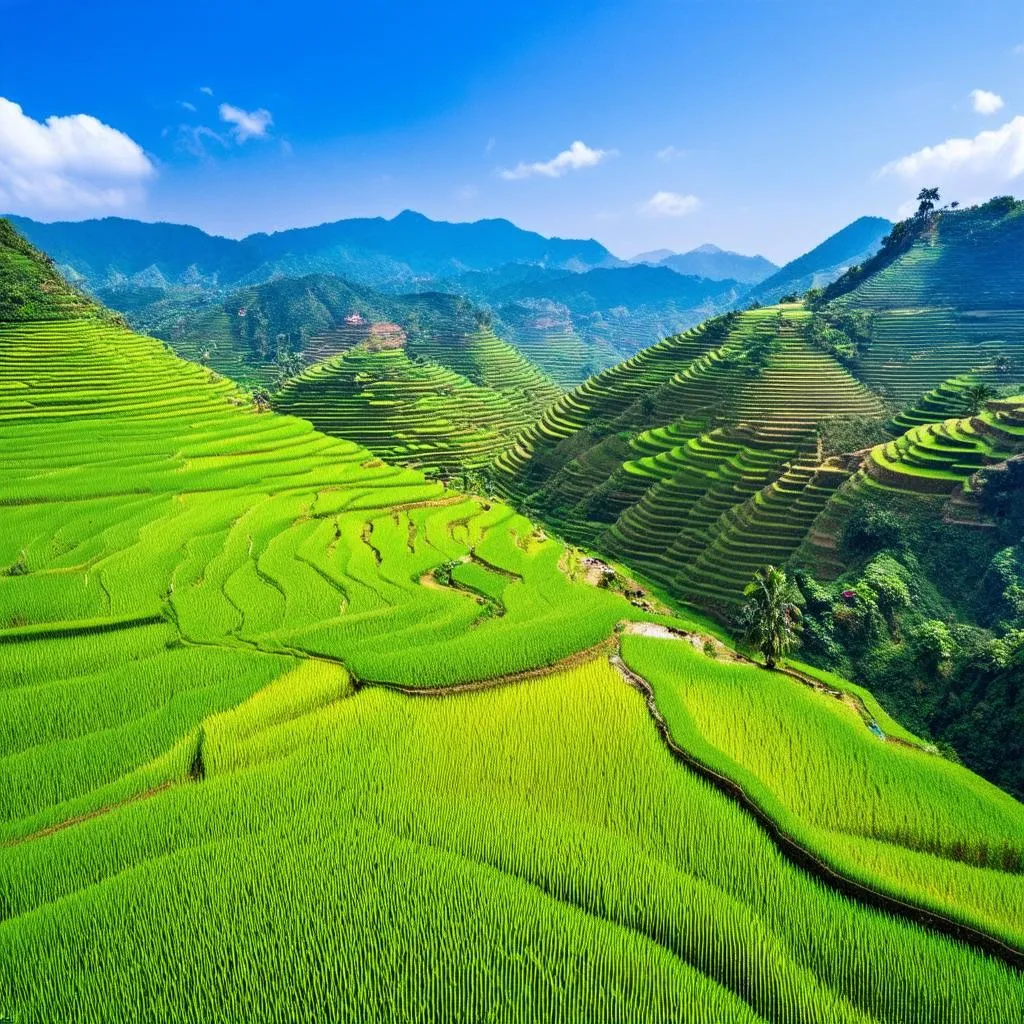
2, 661, 1021, 1023
621, 635, 1024, 948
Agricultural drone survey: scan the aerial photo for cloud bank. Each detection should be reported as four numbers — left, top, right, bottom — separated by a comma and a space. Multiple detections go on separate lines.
0, 97, 154, 213
501, 140, 611, 180
880, 115, 1024, 181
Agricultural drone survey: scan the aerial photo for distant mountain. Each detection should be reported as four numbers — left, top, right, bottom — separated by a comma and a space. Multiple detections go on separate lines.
628, 243, 776, 284
445, 262, 746, 383
628, 248, 676, 265
659, 244, 777, 284
745, 216, 892, 305
4, 210, 618, 291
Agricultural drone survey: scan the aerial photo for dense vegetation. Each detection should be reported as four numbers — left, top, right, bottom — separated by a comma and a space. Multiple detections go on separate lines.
2, 217, 1022, 1020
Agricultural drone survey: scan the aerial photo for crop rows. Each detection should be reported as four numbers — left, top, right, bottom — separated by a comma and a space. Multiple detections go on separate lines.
621, 635, 1024, 948
3, 661, 1021, 1022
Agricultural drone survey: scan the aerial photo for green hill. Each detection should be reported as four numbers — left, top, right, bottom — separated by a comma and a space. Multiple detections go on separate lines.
746, 216, 892, 306
821, 198, 1024, 401
495, 306, 884, 595
2, 219, 1022, 1021
0, 219, 114, 323
274, 332, 560, 472
487, 199, 1024, 801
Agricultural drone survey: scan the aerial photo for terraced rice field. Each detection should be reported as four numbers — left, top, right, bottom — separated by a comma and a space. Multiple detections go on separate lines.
7, 656, 1023, 1022
496, 305, 884, 608
3, 225, 1023, 1021
161, 306, 280, 388
865, 398, 1024, 494
274, 328, 561, 472
829, 207, 1024, 402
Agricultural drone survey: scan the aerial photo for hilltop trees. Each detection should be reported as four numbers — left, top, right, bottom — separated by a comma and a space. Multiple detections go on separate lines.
739, 565, 802, 669
916, 187, 941, 217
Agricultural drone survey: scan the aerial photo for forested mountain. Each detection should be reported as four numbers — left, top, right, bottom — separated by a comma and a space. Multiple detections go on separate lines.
658, 244, 777, 284
6, 209, 618, 290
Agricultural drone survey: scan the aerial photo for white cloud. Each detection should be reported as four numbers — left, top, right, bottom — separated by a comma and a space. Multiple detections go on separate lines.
484, 136, 496, 155
880, 115, 1024, 180
500, 140, 612, 180
219, 103, 273, 142
199, 86, 214, 96
640, 190, 701, 217
970, 89, 1004, 115
656, 145, 687, 161
0, 97, 154, 213
172, 124, 227, 159
179, 100, 197, 113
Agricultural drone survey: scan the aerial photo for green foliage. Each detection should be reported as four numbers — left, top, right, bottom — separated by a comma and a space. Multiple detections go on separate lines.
817, 413, 892, 457
804, 308, 873, 367
737, 565, 801, 668
0, 219, 114, 324
842, 501, 907, 556
911, 619, 954, 671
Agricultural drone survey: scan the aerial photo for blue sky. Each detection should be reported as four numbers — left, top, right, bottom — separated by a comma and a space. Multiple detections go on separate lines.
2, 0, 1023, 262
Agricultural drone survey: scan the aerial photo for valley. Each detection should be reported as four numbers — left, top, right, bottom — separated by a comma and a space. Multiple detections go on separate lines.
2, 196, 1024, 1020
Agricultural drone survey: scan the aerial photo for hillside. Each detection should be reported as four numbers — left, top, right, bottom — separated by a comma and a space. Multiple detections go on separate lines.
0, 219, 116, 323
2, 220, 1022, 1021
274, 327, 560, 473
6, 209, 617, 290
746, 216, 892, 306
494, 305, 885, 601
452, 262, 746, 385
821, 198, 1024, 401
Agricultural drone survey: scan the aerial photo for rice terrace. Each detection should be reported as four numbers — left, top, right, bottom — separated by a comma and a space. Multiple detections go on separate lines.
2, 2, 1024, 1020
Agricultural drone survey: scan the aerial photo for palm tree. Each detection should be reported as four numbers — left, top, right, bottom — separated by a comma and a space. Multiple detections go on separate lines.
963, 382, 996, 416
738, 565, 801, 669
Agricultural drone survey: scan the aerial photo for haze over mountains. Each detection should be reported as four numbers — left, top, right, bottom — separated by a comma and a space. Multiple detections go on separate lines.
630, 243, 779, 285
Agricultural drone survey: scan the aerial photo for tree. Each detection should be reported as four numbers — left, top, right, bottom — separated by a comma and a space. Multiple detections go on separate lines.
994, 354, 1012, 375
738, 565, 802, 669
916, 187, 940, 217
963, 382, 996, 415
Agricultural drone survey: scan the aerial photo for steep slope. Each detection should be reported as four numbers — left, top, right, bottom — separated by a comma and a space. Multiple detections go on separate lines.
274, 332, 559, 473
1, 219, 1023, 1021
494, 306, 884, 603
822, 198, 1024, 402
452, 262, 747, 385
746, 216, 892, 305
0, 219, 116, 323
